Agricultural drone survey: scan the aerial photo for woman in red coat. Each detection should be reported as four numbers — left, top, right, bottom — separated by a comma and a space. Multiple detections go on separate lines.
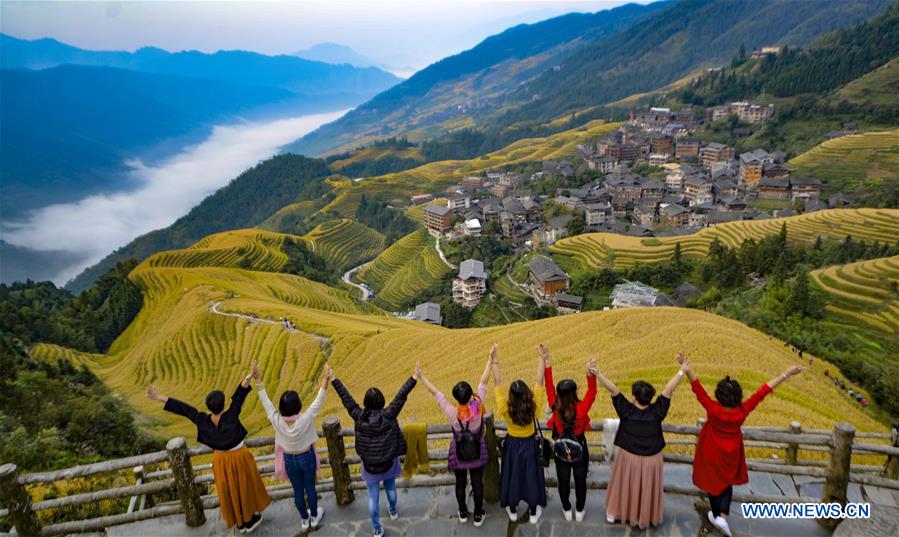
684, 363, 803, 537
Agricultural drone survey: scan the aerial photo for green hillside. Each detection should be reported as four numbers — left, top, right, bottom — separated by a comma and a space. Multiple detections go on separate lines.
356, 228, 451, 310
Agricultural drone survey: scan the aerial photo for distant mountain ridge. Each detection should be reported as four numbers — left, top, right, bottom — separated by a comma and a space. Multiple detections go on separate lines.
0, 34, 400, 218
288, 0, 894, 157
0, 33, 400, 95
294, 43, 378, 68
285, 1, 668, 156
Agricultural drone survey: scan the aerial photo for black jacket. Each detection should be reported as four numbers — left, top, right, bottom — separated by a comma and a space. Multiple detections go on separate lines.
164, 383, 250, 451
332, 377, 417, 473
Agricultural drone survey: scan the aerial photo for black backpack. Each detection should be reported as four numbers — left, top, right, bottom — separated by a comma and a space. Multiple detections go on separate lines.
455, 416, 482, 462
552, 413, 584, 464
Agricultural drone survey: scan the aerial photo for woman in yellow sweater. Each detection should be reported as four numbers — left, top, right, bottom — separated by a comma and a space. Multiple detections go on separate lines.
492, 343, 548, 524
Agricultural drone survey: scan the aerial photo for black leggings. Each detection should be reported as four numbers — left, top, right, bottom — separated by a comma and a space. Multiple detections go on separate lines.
555, 436, 589, 512
454, 467, 484, 515
709, 486, 733, 517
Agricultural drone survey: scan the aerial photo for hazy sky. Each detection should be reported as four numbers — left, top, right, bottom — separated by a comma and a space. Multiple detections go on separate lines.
1, 1, 647, 74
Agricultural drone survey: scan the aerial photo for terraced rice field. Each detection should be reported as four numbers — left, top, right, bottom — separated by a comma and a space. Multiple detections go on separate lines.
321, 121, 623, 217
257, 199, 324, 233
146, 230, 289, 272
788, 130, 899, 194
31, 261, 409, 438
810, 255, 899, 368
356, 228, 451, 310
303, 219, 386, 271
317, 308, 887, 443
551, 208, 899, 271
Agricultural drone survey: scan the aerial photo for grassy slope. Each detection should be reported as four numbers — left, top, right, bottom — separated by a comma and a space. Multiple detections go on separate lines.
304, 219, 386, 272
832, 56, 899, 107
550, 208, 899, 272
787, 130, 899, 197
145, 222, 386, 276
810, 255, 899, 369
356, 228, 451, 310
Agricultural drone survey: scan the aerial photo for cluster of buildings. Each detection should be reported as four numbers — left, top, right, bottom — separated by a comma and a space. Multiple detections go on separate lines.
706, 102, 775, 124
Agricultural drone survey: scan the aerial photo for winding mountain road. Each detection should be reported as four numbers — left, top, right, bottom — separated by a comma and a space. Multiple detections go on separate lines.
342, 262, 374, 301
209, 300, 329, 346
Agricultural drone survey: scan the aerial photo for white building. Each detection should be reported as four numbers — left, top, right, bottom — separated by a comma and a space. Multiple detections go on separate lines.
452, 259, 488, 308
464, 218, 482, 238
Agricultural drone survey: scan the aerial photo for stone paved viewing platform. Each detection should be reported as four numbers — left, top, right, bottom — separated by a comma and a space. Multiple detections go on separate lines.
105, 465, 899, 537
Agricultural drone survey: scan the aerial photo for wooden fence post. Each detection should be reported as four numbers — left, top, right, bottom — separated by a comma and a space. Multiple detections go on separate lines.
166, 437, 205, 527
0, 463, 41, 537
324, 416, 354, 505
483, 413, 501, 503
785, 421, 801, 465
884, 428, 899, 480
818, 422, 855, 530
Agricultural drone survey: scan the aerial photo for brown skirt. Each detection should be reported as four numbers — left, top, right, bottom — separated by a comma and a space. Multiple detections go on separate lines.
212, 446, 271, 528
604, 447, 664, 529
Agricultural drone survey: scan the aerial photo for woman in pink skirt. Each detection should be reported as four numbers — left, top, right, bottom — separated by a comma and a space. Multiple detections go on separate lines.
595, 352, 690, 528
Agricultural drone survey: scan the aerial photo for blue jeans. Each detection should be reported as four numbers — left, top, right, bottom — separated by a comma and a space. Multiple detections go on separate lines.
367, 478, 397, 532
284, 450, 317, 519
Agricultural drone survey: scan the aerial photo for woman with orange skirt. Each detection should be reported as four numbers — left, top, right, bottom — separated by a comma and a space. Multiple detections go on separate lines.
147, 362, 271, 533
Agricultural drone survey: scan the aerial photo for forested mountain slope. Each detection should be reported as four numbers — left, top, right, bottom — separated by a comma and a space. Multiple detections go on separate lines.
288, 0, 892, 157
285, 1, 667, 156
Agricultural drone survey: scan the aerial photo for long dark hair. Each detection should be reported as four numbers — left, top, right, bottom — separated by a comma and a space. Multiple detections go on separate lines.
715, 376, 743, 408
552, 379, 580, 426
508, 380, 536, 426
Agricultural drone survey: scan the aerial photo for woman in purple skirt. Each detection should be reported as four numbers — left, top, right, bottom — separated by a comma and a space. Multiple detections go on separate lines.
417, 349, 494, 527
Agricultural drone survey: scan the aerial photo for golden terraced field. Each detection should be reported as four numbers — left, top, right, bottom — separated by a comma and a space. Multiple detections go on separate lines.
788, 130, 899, 194
356, 228, 451, 310
303, 219, 386, 271
550, 208, 899, 271
810, 255, 899, 368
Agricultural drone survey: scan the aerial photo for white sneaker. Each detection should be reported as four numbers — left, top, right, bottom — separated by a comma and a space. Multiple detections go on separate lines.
311, 506, 324, 528
529, 505, 543, 524
458, 511, 469, 523
389, 510, 399, 520
575, 510, 585, 522
606, 514, 616, 524
562, 509, 573, 521
373, 528, 384, 537
300, 517, 310, 531
473, 512, 485, 527
715, 515, 733, 537
505, 506, 518, 521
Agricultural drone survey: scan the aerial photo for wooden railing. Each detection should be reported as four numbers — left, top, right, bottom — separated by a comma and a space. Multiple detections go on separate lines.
1, 417, 897, 536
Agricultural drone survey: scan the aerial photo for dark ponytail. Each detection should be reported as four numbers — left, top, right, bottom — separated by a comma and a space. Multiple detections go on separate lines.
715, 376, 743, 408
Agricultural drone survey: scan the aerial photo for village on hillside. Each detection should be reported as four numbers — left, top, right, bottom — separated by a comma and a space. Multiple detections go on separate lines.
407, 102, 858, 322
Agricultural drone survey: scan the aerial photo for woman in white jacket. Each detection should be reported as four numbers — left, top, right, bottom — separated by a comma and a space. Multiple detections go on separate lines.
254, 362, 332, 530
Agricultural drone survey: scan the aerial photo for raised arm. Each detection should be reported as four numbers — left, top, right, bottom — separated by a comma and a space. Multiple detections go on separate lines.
331, 377, 363, 421
479, 352, 493, 388
661, 352, 690, 399
583, 359, 598, 409
592, 361, 620, 396
417, 364, 439, 396
149, 386, 201, 423
490, 344, 502, 386
306, 366, 332, 419
766, 365, 803, 391
384, 368, 418, 419
535, 343, 548, 387
227, 361, 256, 414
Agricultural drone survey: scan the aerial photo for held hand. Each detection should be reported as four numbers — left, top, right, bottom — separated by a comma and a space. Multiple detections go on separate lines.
251, 360, 260, 380
680, 360, 692, 374
146, 385, 161, 401
490, 343, 498, 363
415, 361, 422, 380
536, 343, 550, 365
785, 365, 804, 378
677, 351, 686, 366
587, 358, 598, 376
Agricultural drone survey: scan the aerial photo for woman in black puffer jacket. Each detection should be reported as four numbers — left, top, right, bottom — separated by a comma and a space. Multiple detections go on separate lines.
332, 368, 418, 537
